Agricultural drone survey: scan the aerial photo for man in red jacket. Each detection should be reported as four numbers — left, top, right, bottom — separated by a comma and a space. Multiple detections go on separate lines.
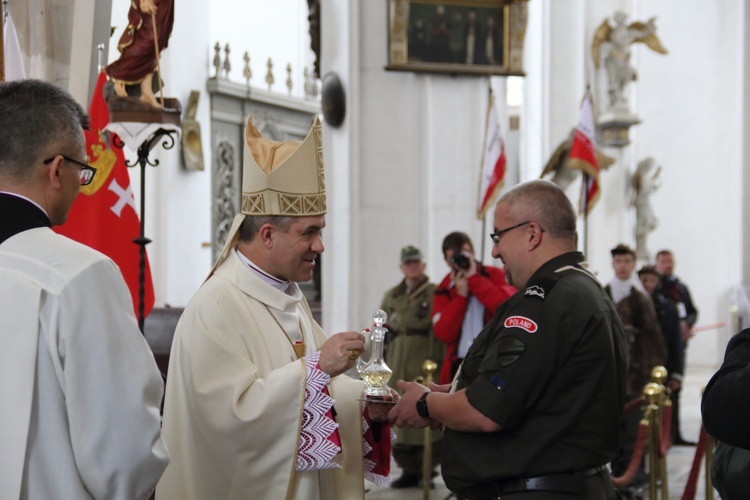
432, 231, 516, 384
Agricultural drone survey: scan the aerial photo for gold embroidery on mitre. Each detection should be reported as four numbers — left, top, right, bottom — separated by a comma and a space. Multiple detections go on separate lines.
240, 115, 326, 216
80, 132, 116, 196
242, 193, 265, 214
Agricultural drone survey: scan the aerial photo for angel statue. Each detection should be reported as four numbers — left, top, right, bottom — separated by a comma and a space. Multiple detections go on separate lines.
592, 11, 667, 118
632, 157, 661, 261
541, 130, 616, 192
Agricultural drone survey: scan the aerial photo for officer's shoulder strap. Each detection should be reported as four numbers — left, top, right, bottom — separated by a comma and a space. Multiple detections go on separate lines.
555, 264, 604, 288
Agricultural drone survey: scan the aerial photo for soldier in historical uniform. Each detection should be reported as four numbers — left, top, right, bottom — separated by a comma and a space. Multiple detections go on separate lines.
380, 245, 444, 488
605, 244, 666, 492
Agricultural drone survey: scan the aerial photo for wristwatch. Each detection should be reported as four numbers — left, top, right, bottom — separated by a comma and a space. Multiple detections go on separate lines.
416, 391, 431, 419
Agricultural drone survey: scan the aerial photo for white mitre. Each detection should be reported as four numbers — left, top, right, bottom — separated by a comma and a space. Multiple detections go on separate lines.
207, 114, 326, 279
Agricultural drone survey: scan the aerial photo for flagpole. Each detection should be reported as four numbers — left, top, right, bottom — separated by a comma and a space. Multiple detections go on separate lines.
1, 0, 7, 82
481, 81, 492, 263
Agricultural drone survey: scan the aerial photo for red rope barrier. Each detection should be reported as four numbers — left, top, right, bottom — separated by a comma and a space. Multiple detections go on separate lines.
611, 422, 649, 488
659, 404, 672, 458
680, 426, 709, 500
623, 396, 644, 414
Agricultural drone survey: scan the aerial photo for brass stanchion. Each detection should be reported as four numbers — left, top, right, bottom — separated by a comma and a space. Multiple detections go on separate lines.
651, 366, 670, 499
643, 382, 663, 499
421, 359, 437, 500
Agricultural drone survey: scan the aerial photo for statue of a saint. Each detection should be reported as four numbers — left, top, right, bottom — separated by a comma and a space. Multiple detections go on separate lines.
632, 157, 661, 261
105, 0, 175, 109
592, 12, 667, 118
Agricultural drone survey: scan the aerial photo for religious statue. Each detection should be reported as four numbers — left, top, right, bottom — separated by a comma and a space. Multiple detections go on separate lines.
105, 0, 175, 109
541, 130, 615, 192
592, 11, 667, 119
632, 157, 661, 261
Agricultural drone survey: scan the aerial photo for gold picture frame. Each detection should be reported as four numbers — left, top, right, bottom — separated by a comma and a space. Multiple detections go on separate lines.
386, 0, 527, 77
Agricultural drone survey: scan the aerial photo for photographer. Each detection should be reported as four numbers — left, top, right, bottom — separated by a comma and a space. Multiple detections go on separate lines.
432, 231, 516, 384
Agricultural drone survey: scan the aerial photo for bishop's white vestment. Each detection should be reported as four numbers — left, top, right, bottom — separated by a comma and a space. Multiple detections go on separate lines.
0, 227, 169, 500
158, 249, 388, 500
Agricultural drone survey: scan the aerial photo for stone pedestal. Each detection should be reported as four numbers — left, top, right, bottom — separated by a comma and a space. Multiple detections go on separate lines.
596, 114, 641, 147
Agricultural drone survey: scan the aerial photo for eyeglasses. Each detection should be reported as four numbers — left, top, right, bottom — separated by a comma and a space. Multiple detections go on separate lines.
44, 155, 97, 186
489, 221, 532, 244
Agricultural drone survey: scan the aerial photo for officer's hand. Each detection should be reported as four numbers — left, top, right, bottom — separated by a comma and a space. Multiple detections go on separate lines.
428, 382, 451, 393
388, 380, 432, 428
318, 331, 365, 377
366, 388, 400, 422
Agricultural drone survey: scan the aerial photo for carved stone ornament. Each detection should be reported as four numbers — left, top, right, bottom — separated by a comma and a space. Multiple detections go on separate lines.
632, 157, 661, 261
307, 0, 321, 78
213, 140, 238, 262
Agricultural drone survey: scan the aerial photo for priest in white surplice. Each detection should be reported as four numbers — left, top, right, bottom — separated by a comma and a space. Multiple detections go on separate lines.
157, 115, 393, 500
0, 80, 169, 499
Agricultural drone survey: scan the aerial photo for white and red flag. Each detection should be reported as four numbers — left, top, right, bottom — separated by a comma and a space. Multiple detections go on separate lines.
476, 90, 507, 219
54, 72, 155, 318
567, 90, 600, 216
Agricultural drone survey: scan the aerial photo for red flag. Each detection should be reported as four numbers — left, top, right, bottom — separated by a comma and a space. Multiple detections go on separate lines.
567, 90, 600, 216
477, 91, 507, 219
55, 72, 155, 318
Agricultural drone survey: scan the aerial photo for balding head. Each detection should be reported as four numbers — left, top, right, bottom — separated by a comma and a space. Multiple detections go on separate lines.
491, 180, 578, 288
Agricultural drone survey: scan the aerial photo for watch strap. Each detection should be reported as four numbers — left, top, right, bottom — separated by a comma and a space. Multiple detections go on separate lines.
416, 391, 431, 419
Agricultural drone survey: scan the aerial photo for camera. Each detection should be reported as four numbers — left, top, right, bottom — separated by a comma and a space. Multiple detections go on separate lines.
450, 253, 471, 271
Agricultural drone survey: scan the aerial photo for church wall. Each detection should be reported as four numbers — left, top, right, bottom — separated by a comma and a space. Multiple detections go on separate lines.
324, 0, 744, 368
589, 1, 744, 367
93, 0, 744, 368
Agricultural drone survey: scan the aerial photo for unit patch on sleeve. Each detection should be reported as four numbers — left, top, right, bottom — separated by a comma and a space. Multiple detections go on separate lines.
498, 337, 526, 367
504, 316, 538, 333
524, 285, 545, 299
524, 276, 557, 300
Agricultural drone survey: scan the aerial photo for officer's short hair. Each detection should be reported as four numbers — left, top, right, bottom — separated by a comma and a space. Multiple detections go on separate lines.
498, 180, 577, 241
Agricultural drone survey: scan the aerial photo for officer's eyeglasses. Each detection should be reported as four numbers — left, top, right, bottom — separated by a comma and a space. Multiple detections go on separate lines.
489, 221, 532, 244
44, 155, 97, 186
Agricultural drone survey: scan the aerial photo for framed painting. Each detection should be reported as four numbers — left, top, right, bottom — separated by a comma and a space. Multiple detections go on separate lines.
386, 0, 527, 77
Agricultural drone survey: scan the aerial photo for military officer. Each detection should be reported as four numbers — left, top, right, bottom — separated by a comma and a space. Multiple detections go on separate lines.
390, 180, 628, 499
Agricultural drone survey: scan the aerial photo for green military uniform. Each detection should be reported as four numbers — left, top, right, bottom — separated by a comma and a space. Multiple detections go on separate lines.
380, 247, 444, 482
443, 252, 628, 499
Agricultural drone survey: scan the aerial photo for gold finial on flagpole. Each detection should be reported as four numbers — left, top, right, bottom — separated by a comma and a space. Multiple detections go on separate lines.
97, 43, 105, 73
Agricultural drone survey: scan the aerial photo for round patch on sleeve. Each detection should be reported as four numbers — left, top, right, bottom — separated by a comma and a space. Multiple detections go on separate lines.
498, 337, 526, 367
504, 315, 538, 333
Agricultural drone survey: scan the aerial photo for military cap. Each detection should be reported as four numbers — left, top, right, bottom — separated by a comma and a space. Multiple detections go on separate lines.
400, 245, 423, 263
